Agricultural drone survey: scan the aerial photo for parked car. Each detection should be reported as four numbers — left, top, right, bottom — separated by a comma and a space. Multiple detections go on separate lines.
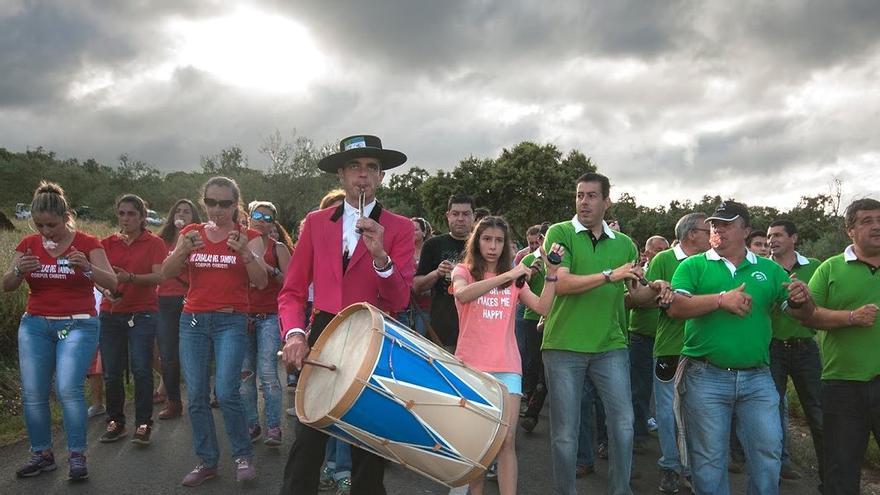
73, 205, 93, 220
14, 203, 31, 220
146, 209, 165, 226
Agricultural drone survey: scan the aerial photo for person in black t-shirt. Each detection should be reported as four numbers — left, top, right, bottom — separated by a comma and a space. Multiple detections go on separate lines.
413, 194, 475, 349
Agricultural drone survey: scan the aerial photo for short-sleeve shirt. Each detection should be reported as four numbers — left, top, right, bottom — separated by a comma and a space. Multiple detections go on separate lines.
809, 246, 880, 381
157, 238, 188, 297
248, 240, 285, 314
16, 232, 103, 316
416, 233, 466, 346
100, 230, 167, 313
541, 218, 638, 353
650, 245, 690, 357
520, 252, 545, 321
452, 265, 522, 374
672, 249, 789, 369
181, 223, 261, 314
770, 253, 820, 341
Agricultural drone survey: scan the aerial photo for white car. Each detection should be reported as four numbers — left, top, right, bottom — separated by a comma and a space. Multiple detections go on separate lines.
146, 209, 165, 226
14, 203, 31, 220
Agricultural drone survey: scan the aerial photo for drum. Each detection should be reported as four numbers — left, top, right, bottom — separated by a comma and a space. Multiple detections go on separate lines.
295, 302, 512, 487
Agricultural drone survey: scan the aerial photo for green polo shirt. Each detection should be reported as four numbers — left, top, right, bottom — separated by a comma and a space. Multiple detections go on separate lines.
770, 253, 821, 341
628, 294, 660, 338
671, 249, 789, 369
809, 246, 880, 381
542, 217, 638, 353
649, 246, 690, 357
520, 252, 546, 321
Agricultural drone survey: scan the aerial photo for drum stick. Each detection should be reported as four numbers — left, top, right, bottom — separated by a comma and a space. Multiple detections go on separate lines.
276, 351, 337, 371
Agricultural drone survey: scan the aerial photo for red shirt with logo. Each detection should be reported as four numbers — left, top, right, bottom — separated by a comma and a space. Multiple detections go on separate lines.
248, 240, 285, 314
157, 238, 188, 297
100, 230, 167, 313
181, 223, 261, 313
16, 232, 103, 317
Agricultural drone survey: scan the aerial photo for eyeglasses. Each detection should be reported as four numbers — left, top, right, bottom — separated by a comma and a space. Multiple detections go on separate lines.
204, 198, 235, 208
692, 228, 710, 233
251, 211, 274, 223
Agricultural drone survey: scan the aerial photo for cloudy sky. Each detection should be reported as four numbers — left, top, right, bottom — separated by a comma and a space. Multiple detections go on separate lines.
2, 0, 879, 209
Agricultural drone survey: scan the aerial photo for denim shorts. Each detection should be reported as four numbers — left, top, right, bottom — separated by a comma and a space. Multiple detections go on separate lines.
490, 372, 523, 396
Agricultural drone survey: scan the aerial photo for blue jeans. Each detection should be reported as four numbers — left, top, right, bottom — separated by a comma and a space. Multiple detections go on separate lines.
240, 314, 282, 430
324, 438, 353, 480
19, 314, 99, 453
100, 311, 156, 426
681, 360, 782, 495
577, 377, 596, 468
653, 359, 683, 472
395, 307, 427, 337
180, 311, 252, 467
157, 296, 184, 402
544, 348, 634, 495
822, 377, 880, 495
629, 333, 654, 440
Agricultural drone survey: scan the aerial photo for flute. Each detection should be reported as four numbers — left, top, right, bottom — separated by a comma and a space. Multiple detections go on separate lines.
355, 188, 365, 234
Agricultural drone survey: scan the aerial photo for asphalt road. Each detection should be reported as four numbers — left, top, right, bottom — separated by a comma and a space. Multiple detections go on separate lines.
0, 390, 821, 494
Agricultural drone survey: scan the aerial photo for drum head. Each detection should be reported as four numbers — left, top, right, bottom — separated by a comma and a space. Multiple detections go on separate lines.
296, 304, 383, 426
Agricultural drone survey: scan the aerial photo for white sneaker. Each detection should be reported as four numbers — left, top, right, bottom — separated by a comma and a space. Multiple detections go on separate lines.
88, 405, 106, 418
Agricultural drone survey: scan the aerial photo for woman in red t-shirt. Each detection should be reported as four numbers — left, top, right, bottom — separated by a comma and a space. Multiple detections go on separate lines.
450, 216, 563, 495
240, 200, 290, 447
161, 176, 267, 485
2, 182, 116, 481
96, 194, 167, 446
154, 199, 201, 420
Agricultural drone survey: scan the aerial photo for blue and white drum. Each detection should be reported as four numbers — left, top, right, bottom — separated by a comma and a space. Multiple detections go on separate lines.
295, 302, 511, 487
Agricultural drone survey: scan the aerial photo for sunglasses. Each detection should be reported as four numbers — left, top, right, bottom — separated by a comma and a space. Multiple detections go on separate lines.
251, 211, 274, 223
204, 197, 235, 208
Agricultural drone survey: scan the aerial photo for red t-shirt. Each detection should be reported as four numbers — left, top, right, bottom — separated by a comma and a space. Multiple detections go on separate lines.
157, 238, 188, 297
181, 223, 261, 313
100, 231, 167, 313
248, 240, 285, 314
16, 232, 103, 317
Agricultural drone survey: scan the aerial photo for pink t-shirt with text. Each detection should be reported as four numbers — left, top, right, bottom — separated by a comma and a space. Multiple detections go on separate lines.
452, 264, 522, 374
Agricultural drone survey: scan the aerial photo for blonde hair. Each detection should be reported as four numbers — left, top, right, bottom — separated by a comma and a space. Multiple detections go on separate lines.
31, 181, 75, 229
319, 189, 345, 210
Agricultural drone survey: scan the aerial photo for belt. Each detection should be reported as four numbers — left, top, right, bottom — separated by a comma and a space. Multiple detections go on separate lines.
690, 356, 763, 372
771, 338, 812, 348
249, 312, 277, 320
43, 314, 92, 320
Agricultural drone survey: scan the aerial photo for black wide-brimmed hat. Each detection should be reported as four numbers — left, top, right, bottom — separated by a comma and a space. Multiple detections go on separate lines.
317, 135, 407, 173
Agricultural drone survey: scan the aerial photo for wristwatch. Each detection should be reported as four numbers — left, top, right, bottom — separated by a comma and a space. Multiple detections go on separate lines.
602, 269, 613, 284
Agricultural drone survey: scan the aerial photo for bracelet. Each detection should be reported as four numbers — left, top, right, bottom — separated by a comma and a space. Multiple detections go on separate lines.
717, 292, 725, 309
128, 272, 135, 283
545, 275, 559, 282
83, 269, 93, 279
286, 328, 308, 341
13, 265, 22, 278
373, 255, 393, 272
848, 310, 855, 325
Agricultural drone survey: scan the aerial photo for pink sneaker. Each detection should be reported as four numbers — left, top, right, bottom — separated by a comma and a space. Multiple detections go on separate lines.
182, 464, 217, 487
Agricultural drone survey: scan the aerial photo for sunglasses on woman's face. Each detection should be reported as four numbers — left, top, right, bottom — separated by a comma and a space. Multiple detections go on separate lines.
204, 197, 235, 208
251, 211, 274, 223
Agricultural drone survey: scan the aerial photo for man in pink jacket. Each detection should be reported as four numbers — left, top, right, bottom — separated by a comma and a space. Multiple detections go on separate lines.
278, 134, 415, 495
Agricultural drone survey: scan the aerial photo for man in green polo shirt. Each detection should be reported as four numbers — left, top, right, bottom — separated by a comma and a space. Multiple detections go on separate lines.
542, 172, 669, 495
766, 219, 823, 486
666, 201, 815, 495
803, 198, 880, 495
628, 235, 669, 450
647, 212, 710, 493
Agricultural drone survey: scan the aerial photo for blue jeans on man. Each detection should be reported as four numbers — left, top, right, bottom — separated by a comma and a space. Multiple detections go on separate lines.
629, 333, 654, 441
241, 314, 283, 432
544, 348, 634, 495
180, 311, 252, 468
681, 360, 782, 495
100, 311, 157, 427
19, 314, 99, 453
653, 358, 684, 474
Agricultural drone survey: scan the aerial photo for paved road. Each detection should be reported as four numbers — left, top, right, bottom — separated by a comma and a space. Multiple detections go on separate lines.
0, 391, 821, 494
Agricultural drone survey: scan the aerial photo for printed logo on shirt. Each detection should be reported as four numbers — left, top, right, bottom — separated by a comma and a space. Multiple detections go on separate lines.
28, 261, 76, 280
477, 286, 513, 320
751, 271, 768, 282
189, 252, 238, 269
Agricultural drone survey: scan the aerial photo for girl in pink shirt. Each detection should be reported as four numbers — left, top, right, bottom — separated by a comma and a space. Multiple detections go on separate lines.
451, 216, 563, 495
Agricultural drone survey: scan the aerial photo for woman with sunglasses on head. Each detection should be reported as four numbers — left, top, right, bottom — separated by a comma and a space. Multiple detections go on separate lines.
162, 176, 267, 486
240, 201, 290, 447
3, 181, 116, 481
96, 194, 167, 446
154, 199, 201, 420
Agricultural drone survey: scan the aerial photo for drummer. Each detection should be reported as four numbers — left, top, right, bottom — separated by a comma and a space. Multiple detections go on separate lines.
278, 134, 415, 495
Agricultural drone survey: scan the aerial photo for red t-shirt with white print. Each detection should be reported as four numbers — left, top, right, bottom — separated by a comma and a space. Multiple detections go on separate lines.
181, 223, 260, 313
16, 232, 103, 317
